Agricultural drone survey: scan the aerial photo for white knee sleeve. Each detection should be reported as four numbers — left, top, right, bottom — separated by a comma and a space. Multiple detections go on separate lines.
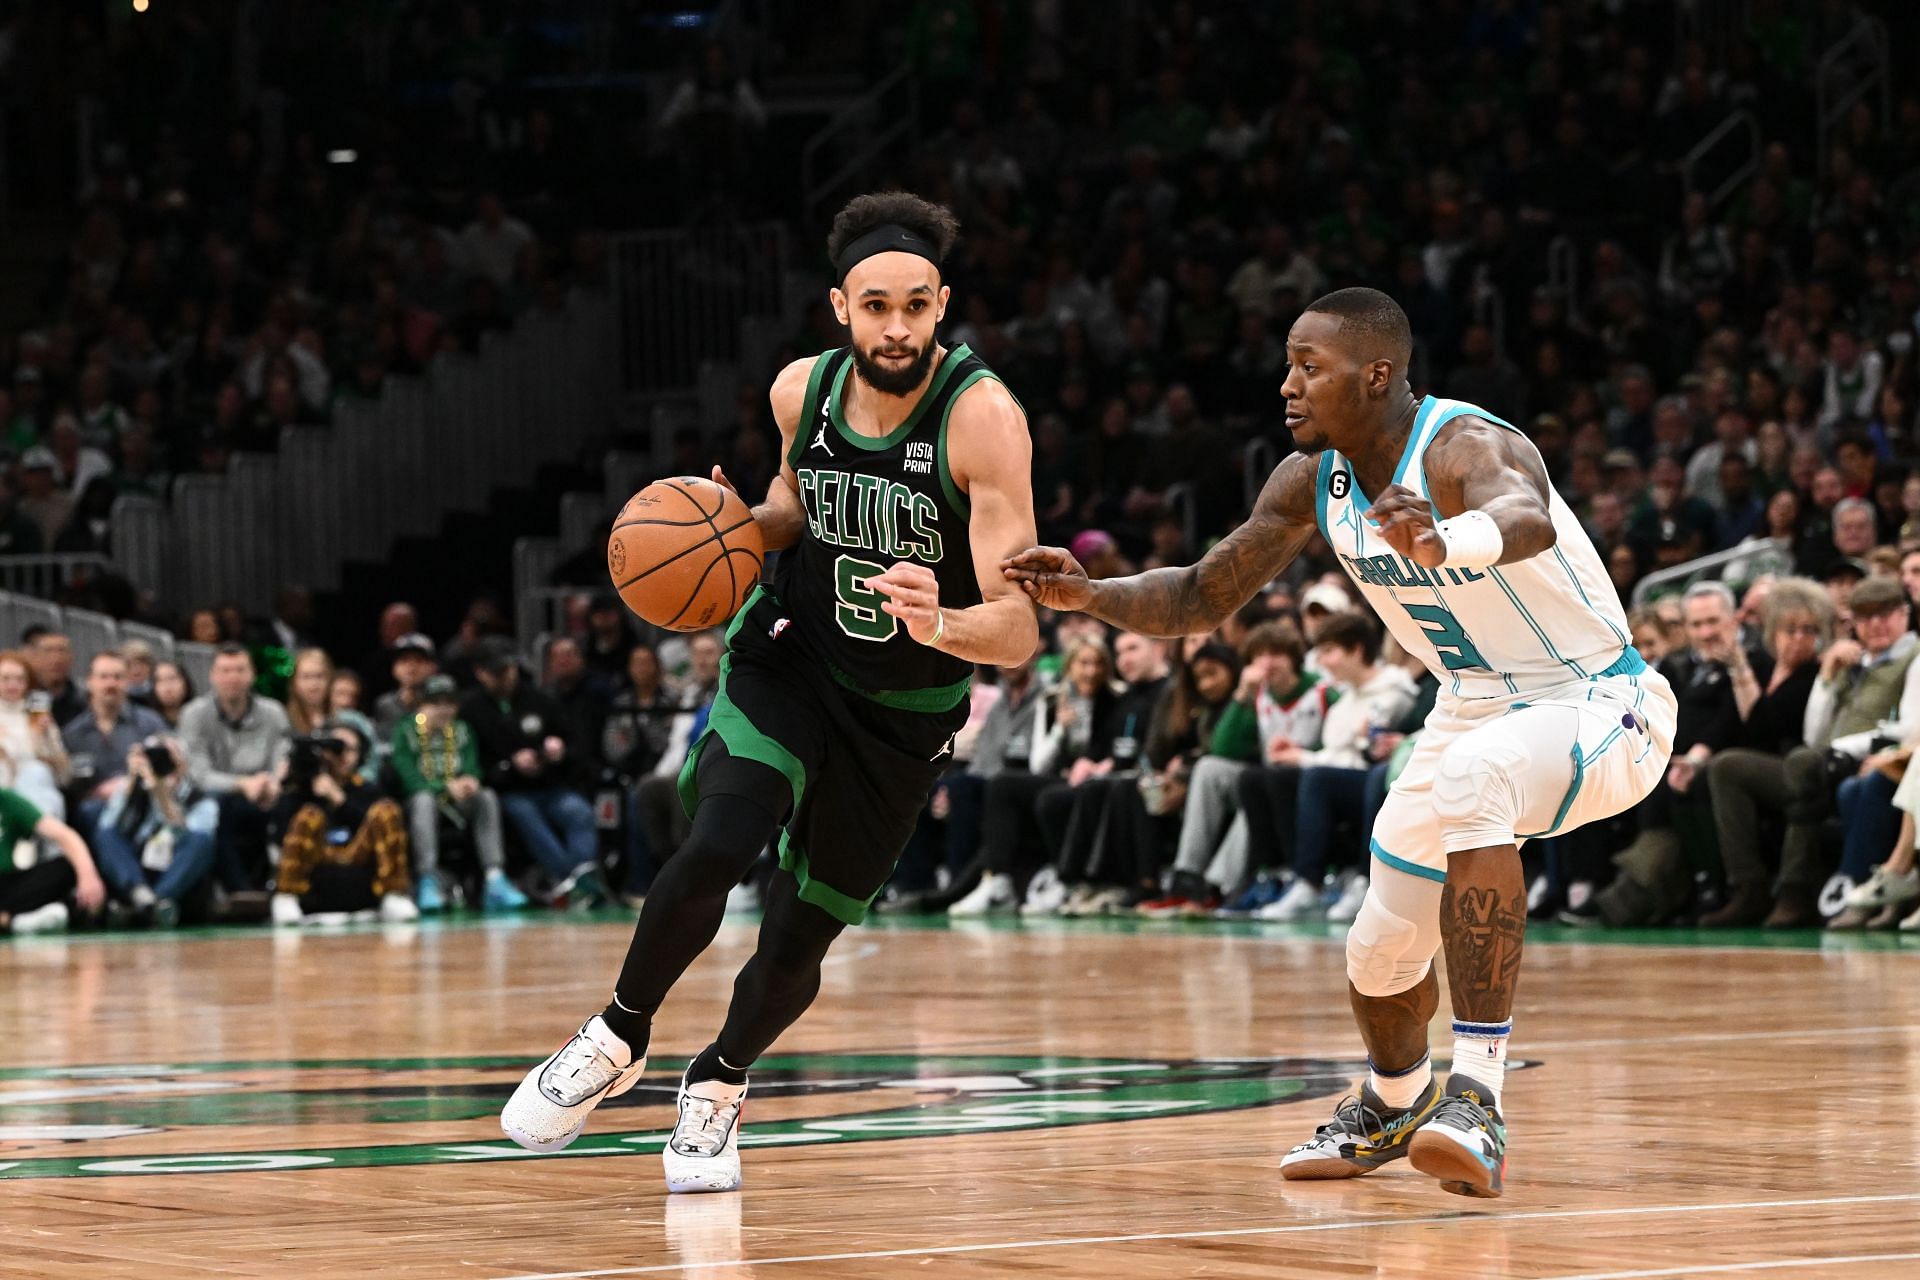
1432, 725, 1531, 851
1346, 872, 1443, 997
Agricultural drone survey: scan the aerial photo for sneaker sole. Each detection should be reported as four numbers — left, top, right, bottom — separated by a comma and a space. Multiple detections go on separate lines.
1408, 1130, 1503, 1198
665, 1167, 742, 1193
502, 1117, 586, 1153
1279, 1153, 1390, 1180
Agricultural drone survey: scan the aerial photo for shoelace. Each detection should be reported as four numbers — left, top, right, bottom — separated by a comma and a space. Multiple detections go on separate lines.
551, 1037, 619, 1095
1314, 1094, 1386, 1142
673, 1093, 740, 1156
1427, 1092, 1494, 1136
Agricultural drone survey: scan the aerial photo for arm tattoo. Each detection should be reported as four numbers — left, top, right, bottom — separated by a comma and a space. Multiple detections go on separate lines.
1082, 457, 1317, 638
1425, 422, 1559, 564
1440, 882, 1526, 1022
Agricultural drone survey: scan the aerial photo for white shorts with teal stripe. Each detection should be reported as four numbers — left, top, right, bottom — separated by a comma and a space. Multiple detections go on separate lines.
1369, 649, 1678, 885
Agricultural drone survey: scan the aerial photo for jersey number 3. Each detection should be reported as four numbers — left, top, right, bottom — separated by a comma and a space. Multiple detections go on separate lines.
1402, 602, 1490, 672
834, 554, 899, 643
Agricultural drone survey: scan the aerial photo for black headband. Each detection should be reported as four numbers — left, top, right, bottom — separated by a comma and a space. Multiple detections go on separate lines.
835, 224, 942, 284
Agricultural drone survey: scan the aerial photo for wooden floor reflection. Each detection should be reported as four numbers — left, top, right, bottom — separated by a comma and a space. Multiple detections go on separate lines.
3, 913, 1919, 1278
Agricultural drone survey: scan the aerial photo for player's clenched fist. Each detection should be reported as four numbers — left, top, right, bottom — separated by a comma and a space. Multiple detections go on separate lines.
1365, 483, 1448, 568
1000, 546, 1093, 612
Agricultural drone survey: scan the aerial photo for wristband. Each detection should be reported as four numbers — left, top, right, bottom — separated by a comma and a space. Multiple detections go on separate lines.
1436, 509, 1504, 568
928, 607, 945, 647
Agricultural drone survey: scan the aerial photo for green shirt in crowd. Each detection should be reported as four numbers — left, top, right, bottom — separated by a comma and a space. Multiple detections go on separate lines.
0, 788, 44, 872
390, 716, 481, 796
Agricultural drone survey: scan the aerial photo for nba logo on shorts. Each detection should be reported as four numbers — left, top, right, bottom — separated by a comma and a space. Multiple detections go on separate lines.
770, 617, 792, 640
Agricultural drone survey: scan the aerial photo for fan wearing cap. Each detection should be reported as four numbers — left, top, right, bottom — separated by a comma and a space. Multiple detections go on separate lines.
389, 674, 523, 913
16, 445, 74, 549
458, 637, 602, 906
373, 633, 439, 750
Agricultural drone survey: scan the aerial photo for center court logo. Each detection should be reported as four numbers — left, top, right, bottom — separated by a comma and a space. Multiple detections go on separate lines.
0, 1053, 1529, 1182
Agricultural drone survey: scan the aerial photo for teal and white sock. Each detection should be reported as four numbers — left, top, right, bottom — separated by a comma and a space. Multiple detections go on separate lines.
1450, 1018, 1511, 1108
1368, 1052, 1432, 1111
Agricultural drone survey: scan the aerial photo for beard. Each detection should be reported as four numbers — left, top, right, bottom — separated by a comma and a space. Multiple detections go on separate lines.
851, 339, 936, 397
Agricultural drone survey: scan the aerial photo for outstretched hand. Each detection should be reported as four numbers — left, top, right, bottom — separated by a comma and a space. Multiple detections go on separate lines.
1000, 546, 1094, 612
1366, 483, 1448, 568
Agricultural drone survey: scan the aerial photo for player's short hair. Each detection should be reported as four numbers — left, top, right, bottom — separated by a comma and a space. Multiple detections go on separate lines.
214, 642, 252, 663
1315, 611, 1381, 663
1242, 621, 1307, 668
1303, 287, 1413, 368
827, 192, 961, 270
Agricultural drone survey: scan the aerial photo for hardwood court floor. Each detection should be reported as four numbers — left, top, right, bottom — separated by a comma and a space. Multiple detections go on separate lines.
3, 912, 1919, 1279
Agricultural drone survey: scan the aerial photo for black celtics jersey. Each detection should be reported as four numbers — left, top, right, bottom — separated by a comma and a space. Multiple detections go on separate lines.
774, 343, 997, 709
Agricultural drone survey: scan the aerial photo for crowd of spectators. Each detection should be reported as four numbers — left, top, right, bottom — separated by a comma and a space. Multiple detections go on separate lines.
14, 2, 1920, 935
754, 0, 1920, 935
0, 594, 733, 932
0, 3, 641, 575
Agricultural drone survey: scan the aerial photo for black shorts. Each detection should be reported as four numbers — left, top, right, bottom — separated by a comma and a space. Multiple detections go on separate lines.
677, 586, 968, 925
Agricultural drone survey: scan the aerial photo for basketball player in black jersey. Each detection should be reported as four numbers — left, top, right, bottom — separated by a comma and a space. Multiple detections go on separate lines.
502, 192, 1040, 1192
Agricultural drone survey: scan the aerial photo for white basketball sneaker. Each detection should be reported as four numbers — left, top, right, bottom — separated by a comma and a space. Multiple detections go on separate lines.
663, 1070, 748, 1193
501, 1016, 646, 1153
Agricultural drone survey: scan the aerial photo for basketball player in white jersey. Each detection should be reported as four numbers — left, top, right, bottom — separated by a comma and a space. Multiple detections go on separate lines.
1005, 288, 1676, 1198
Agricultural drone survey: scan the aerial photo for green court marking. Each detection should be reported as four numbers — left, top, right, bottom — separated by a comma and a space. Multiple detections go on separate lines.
0, 1054, 1349, 1181
5, 909, 1907, 951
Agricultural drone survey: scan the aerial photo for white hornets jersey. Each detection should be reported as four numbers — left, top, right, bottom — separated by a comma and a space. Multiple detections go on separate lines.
1314, 397, 1636, 700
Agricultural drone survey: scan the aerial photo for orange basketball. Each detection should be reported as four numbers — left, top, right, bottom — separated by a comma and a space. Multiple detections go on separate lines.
607, 476, 765, 632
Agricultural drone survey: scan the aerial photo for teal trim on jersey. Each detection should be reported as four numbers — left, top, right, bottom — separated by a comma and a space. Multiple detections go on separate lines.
934, 366, 1001, 522
1314, 451, 1336, 543
1352, 398, 1437, 510
788, 350, 844, 470
828, 343, 973, 452
1551, 545, 1630, 647
1390, 396, 1439, 488
1488, 565, 1589, 678
1516, 724, 1626, 840
1596, 646, 1649, 679
1408, 397, 1521, 507
1370, 837, 1446, 884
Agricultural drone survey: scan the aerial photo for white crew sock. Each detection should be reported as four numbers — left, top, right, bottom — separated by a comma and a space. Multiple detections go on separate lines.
1368, 1051, 1432, 1110
1450, 1018, 1511, 1107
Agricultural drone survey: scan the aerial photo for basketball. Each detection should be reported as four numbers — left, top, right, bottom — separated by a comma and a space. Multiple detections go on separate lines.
607, 476, 765, 632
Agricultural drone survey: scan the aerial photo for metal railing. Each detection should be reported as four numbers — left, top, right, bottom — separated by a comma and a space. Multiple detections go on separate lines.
799, 61, 919, 227
111, 289, 615, 616
0, 554, 115, 600
1816, 12, 1891, 179
1681, 109, 1761, 211
118, 620, 177, 663
1629, 537, 1793, 607
608, 223, 790, 393
0, 590, 119, 674
513, 538, 567, 662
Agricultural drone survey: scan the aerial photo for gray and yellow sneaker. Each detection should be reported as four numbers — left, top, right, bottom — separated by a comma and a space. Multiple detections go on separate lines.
1407, 1074, 1508, 1198
1279, 1078, 1443, 1180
